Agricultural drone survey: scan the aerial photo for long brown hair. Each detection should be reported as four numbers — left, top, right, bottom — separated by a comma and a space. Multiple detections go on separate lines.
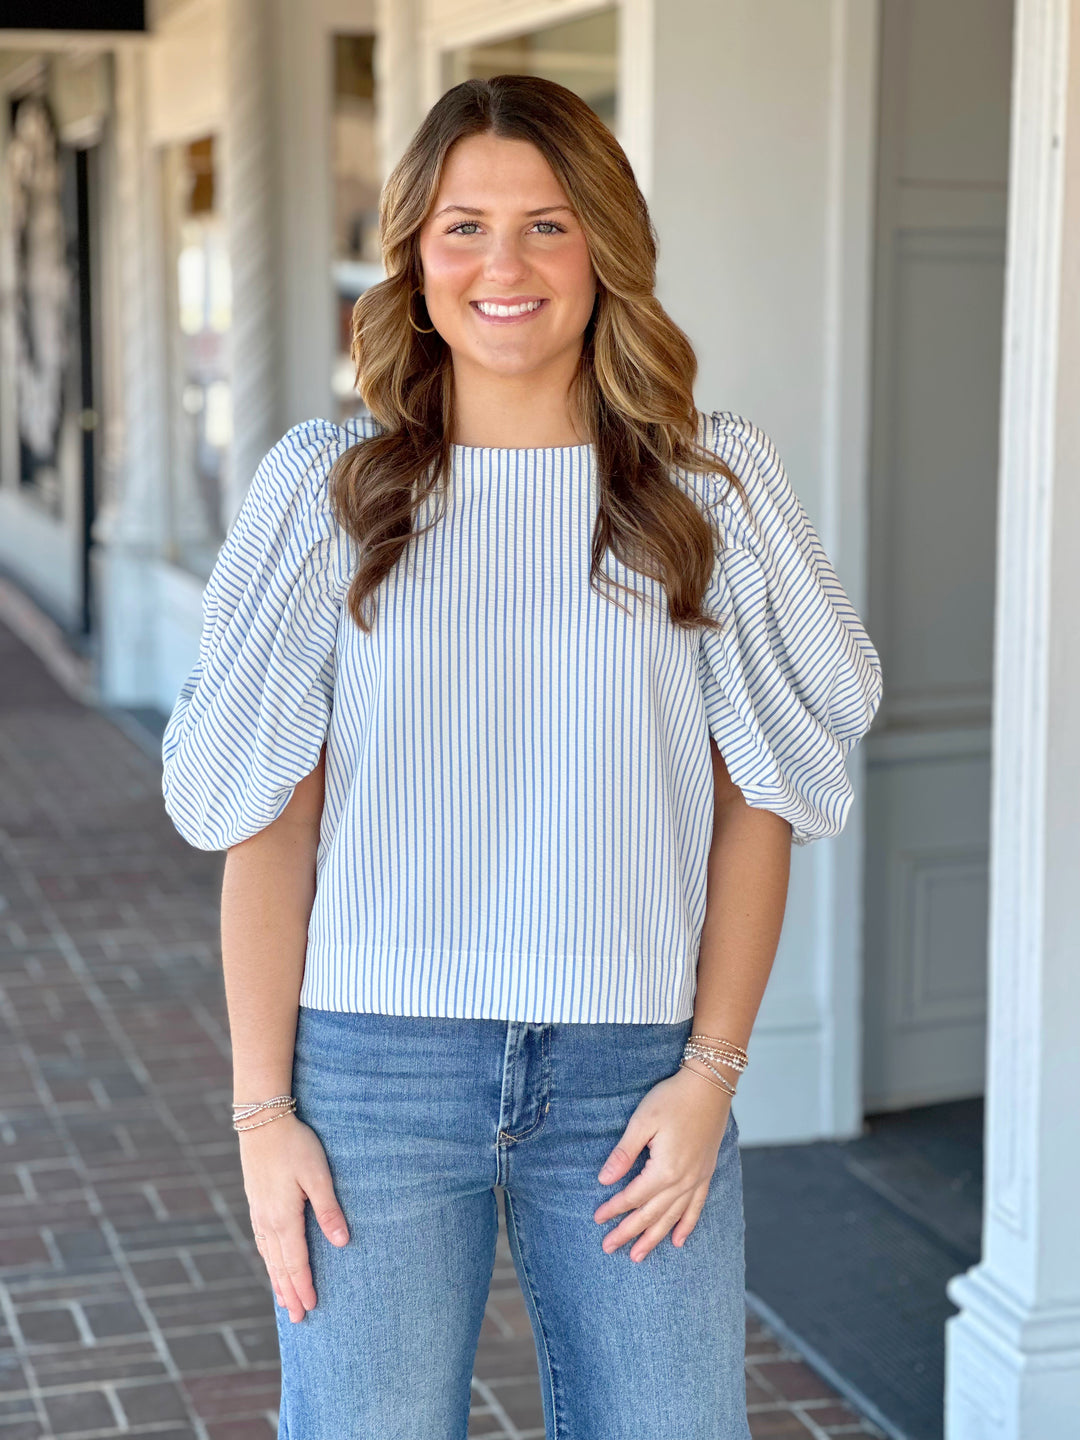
329, 73, 742, 635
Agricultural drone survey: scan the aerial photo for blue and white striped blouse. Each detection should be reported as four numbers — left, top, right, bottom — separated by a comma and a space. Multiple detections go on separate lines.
161, 410, 882, 1023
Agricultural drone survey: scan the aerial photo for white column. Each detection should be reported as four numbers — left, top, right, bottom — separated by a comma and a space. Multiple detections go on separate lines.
94, 45, 166, 554
375, 0, 423, 176
944, 2, 1080, 1435
93, 44, 169, 706
221, 0, 280, 525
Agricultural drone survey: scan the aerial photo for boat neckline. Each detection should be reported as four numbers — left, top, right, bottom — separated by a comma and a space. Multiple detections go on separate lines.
450, 442, 594, 456
339, 417, 594, 457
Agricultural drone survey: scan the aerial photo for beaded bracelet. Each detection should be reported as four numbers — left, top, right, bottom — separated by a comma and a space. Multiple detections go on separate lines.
678, 1059, 736, 1096
680, 1057, 737, 1096
679, 1034, 749, 1097
232, 1095, 297, 1133
688, 1034, 748, 1069
683, 1042, 747, 1077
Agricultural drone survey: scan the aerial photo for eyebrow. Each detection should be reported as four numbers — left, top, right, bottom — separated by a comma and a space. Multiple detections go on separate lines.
432, 204, 574, 219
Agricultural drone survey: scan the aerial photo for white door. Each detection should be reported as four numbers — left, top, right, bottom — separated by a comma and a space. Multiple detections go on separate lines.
862, 0, 1013, 1111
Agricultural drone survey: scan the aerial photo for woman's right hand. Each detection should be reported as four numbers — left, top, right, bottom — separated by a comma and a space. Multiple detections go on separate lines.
238, 1114, 350, 1323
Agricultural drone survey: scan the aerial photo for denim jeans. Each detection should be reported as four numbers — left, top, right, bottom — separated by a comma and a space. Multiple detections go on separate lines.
275, 1007, 752, 1440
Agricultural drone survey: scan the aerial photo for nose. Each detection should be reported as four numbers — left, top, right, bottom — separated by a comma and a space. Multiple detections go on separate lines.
481, 228, 531, 286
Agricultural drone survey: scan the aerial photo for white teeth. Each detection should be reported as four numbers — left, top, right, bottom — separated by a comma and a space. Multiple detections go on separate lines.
475, 300, 544, 317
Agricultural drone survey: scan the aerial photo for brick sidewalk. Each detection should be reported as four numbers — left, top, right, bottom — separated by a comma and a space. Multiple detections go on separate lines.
0, 617, 883, 1440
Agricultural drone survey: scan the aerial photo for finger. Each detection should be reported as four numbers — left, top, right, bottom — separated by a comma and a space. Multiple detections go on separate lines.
628, 1200, 688, 1262
270, 1264, 304, 1322
249, 1219, 282, 1304
303, 1166, 350, 1247
672, 1184, 710, 1247
272, 1265, 306, 1322
251, 1229, 283, 1305
598, 1129, 650, 1184
600, 1192, 679, 1254
268, 1248, 305, 1322
266, 1227, 308, 1323
277, 1215, 318, 1312
593, 1163, 680, 1222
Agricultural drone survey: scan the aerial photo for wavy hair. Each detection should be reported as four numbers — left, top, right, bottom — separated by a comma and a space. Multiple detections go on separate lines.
328, 73, 742, 635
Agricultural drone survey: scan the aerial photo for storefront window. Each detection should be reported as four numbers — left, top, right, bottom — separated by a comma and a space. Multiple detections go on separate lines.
332, 33, 383, 425
446, 8, 617, 128
161, 133, 231, 571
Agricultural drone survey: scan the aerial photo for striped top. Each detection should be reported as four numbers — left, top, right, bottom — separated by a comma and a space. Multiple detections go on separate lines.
161, 410, 882, 1023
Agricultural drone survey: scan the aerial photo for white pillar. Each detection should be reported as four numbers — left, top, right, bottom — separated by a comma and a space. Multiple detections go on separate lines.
944, 2, 1080, 1435
375, 0, 422, 175
221, 0, 280, 524
93, 44, 169, 706
94, 45, 166, 555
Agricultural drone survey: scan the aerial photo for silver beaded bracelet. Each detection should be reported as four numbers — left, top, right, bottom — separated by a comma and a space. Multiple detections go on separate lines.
686, 1034, 748, 1069
679, 1059, 736, 1095
679, 1034, 749, 1097
232, 1095, 297, 1132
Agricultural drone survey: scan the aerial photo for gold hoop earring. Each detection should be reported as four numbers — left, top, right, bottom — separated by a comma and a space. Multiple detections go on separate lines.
408, 287, 436, 334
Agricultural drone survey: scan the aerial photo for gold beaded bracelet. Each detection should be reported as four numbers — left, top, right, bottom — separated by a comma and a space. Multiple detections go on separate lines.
688, 1033, 748, 1066
678, 1060, 736, 1096
683, 1044, 746, 1077
680, 1057, 737, 1095
679, 1033, 749, 1098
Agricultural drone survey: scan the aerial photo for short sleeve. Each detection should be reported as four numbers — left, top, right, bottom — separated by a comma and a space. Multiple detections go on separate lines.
161, 419, 356, 850
696, 411, 883, 843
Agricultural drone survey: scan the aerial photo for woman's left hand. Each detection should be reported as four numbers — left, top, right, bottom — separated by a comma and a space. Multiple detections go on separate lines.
593, 1065, 731, 1261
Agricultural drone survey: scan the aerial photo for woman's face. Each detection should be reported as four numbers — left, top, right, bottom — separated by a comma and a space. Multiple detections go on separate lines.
417, 132, 598, 382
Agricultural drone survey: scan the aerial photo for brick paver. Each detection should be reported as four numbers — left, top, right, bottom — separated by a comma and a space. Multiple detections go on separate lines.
0, 616, 882, 1439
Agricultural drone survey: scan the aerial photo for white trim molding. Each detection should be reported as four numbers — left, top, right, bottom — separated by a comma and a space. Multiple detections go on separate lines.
945, 0, 1080, 1434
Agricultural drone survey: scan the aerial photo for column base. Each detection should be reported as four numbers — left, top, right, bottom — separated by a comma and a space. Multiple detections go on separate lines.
945, 1264, 1080, 1439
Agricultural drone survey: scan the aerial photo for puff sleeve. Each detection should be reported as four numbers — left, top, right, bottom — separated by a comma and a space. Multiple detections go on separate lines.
161, 419, 355, 850
696, 411, 882, 843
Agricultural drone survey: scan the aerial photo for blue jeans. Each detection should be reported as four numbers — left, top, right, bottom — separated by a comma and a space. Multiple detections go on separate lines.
275, 1008, 751, 1439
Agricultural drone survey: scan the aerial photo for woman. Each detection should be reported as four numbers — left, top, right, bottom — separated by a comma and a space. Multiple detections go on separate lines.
162, 75, 881, 1440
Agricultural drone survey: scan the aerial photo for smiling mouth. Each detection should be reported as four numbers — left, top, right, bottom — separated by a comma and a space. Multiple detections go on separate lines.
470, 298, 548, 322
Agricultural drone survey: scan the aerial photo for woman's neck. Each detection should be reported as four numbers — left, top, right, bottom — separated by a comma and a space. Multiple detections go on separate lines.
449, 357, 588, 448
